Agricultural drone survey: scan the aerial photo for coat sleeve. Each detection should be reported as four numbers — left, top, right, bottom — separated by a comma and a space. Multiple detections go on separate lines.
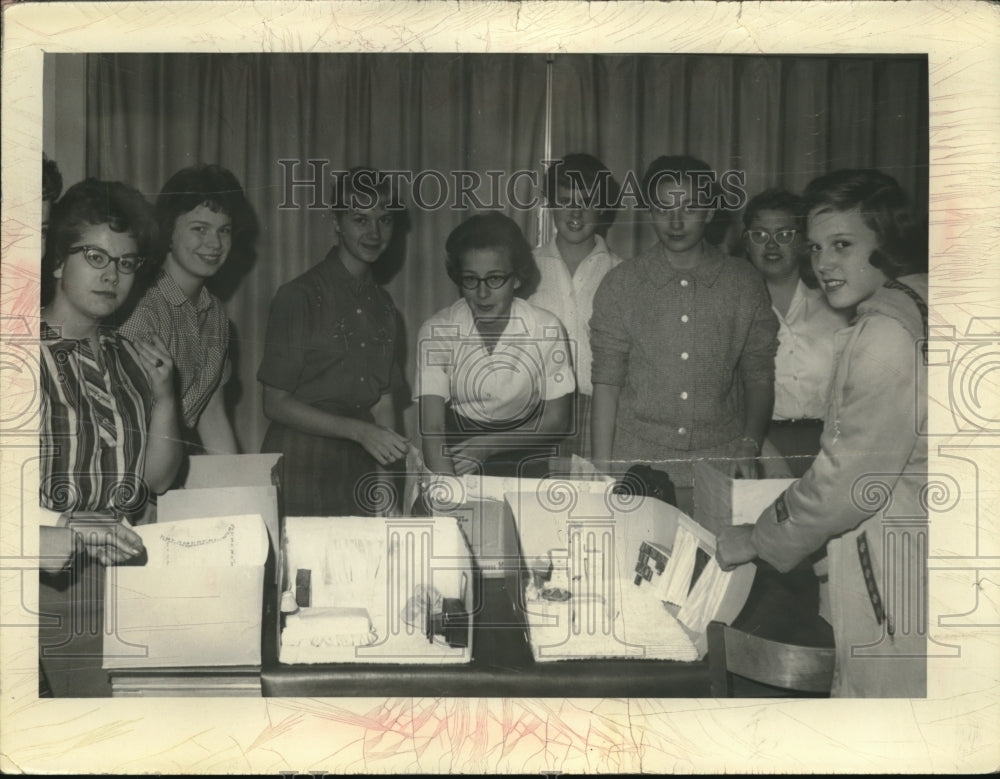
752, 315, 923, 572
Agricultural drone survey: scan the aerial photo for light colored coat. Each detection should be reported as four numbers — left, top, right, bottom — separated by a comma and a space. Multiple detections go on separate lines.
752, 274, 928, 697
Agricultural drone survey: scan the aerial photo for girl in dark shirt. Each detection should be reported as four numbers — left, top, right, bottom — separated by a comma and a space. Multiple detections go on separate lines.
258, 169, 408, 516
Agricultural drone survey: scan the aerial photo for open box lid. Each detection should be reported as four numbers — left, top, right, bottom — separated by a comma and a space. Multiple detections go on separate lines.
504, 483, 764, 660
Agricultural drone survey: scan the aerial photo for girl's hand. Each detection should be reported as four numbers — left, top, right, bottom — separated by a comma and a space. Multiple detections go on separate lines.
733, 438, 760, 480
715, 524, 757, 572
446, 438, 501, 476
71, 520, 145, 566
355, 423, 409, 466
135, 333, 175, 402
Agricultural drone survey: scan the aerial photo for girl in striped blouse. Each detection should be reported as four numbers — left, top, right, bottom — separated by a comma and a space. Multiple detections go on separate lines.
39, 179, 182, 567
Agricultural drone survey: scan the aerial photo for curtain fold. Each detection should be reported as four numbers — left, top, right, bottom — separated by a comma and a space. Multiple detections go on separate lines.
85, 53, 926, 452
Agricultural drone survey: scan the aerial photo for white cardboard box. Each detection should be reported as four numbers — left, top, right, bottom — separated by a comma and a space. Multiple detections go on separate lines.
505, 488, 758, 660
692, 461, 796, 537
278, 515, 474, 664
103, 513, 269, 669
423, 465, 615, 577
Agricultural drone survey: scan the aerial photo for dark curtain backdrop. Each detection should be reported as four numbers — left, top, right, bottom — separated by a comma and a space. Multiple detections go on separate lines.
549, 54, 928, 259
84, 53, 927, 452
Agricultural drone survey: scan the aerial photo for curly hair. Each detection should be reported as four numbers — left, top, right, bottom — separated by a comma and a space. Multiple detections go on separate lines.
803, 169, 926, 279
44, 179, 157, 279
742, 188, 807, 231
444, 212, 540, 298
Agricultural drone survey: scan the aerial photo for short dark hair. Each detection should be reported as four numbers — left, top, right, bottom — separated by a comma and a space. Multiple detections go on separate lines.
156, 164, 254, 263
742, 188, 807, 231
330, 166, 403, 215
742, 188, 815, 286
42, 154, 63, 203
444, 212, 539, 298
640, 154, 721, 209
544, 152, 621, 237
803, 169, 926, 279
641, 154, 728, 244
45, 178, 157, 284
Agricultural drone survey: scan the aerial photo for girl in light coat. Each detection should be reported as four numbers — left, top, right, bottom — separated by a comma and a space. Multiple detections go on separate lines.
717, 169, 928, 697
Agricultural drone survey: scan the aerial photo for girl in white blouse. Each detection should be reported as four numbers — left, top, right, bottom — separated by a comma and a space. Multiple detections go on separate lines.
743, 189, 850, 478
416, 213, 575, 478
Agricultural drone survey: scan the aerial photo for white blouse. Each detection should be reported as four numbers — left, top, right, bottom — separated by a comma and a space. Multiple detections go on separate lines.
415, 298, 576, 425
529, 235, 622, 396
773, 279, 851, 420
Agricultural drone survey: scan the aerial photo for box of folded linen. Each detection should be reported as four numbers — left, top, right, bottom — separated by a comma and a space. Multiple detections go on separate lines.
277, 515, 474, 664
506, 485, 759, 661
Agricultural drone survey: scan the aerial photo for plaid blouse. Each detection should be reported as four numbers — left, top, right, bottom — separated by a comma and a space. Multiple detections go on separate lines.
120, 271, 230, 429
590, 242, 778, 455
39, 322, 153, 516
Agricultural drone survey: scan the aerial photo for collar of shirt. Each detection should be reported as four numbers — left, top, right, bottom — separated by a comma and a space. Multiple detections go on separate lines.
40, 320, 120, 354
450, 297, 533, 340
636, 241, 727, 289
776, 278, 810, 324
321, 247, 377, 297
156, 270, 214, 314
535, 233, 613, 265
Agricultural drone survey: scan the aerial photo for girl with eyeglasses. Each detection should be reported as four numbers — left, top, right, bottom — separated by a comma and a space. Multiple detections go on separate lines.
742, 189, 850, 479
415, 212, 575, 478
120, 165, 255, 455
258, 168, 409, 517
38, 179, 183, 696
40, 178, 182, 528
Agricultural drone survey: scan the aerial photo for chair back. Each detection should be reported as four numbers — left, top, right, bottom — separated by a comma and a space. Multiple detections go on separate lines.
707, 620, 835, 696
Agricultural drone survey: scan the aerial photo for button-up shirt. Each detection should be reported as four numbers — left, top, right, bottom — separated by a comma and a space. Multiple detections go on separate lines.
39, 322, 153, 515
529, 235, 623, 396
772, 279, 851, 420
590, 242, 778, 454
120, 271, 230, 429
258, 251, 405, 418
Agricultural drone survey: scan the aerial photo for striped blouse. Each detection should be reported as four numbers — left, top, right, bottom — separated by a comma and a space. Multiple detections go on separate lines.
39, 322, 153, 517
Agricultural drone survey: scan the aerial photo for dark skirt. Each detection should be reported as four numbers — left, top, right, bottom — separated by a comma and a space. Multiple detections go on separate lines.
766, 418, 824, 478
261, 421, 382, 517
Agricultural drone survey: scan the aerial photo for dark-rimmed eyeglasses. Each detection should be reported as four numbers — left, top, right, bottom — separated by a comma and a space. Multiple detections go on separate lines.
745, 229, 798, 246
458, 273, 514, 291
68, 245, 145, 274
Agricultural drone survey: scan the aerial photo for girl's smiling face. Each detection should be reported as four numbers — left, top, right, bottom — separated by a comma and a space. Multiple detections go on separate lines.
745, 209, 803, 284
336, 203, 394, 267
808, 206, 889, 310
166, 204, 233, 284
552, 184, 601, 248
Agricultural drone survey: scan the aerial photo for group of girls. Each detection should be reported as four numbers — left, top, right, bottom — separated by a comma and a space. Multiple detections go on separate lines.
38, 150, 927, 697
